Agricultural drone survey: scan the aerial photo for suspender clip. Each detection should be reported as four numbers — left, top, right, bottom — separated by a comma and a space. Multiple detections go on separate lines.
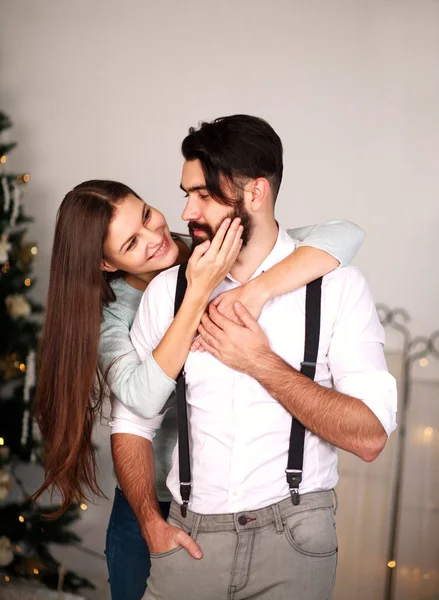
180, 482, 191, 518
285, 469, 302, 506
300, 361, 317, 368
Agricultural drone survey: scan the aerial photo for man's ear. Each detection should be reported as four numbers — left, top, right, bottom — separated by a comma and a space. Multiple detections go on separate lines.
100, 259, 117, 273
248, 177, 270, 212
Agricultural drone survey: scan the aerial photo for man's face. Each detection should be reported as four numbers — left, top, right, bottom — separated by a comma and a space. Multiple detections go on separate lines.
180, 159, 253, 249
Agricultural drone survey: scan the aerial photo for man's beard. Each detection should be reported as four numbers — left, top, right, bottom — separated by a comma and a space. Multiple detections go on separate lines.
188, 201, 253, 251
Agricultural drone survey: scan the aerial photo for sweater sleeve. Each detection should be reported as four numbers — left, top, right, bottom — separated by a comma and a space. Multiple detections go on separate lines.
99, 307, 176, 420
287, 220, 364, 267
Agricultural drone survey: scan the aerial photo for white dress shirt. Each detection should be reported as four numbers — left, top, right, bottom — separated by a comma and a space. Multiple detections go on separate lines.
122, 226, 397, 514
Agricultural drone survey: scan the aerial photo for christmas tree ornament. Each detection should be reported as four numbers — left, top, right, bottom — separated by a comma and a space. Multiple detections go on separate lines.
1, 176, 11, 213
0, 355, 20, 380
17, 245, 36, 269
0, 536, 14, 567
0, 469, 11, 500
0, 444, 10, 461
5, 294, 32, 319
0, 232, 11, 264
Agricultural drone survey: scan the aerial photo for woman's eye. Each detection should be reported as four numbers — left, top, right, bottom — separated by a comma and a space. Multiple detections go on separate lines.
144, 209, 151, 223
199, 194, 209, 200
127, 237, 137, 251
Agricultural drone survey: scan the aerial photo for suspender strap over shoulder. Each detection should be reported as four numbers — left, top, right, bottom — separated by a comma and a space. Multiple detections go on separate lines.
286, 276, 323, 506
174, 263, 191, 517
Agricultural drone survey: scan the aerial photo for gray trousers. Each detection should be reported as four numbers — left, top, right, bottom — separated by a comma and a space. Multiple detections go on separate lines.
144, 490, 338, 600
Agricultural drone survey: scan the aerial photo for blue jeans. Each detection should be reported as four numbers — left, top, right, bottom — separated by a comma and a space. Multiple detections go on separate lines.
105, 487, 171, 600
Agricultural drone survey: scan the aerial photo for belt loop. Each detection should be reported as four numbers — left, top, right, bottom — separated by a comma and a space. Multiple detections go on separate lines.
332, 489, 338, 516
272, 503, 283, 533
190, 513, 201, 540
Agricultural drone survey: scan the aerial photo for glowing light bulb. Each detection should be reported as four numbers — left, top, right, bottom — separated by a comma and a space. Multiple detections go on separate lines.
423, 427, 433, 442
419, 358, 429, 367
80, 503, 88, 511
18, 516, 24, 523
387, 561, 396, 568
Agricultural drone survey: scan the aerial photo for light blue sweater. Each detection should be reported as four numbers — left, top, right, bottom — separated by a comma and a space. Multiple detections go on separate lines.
99, 221, 364, 500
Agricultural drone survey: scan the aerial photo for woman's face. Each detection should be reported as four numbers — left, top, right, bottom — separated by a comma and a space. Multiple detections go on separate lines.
102, 194, 179, 279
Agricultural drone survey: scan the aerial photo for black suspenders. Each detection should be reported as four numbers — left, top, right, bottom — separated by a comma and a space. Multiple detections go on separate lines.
286, 276, 322, 505
174, 262, 323, 517
174, 262, 191, 518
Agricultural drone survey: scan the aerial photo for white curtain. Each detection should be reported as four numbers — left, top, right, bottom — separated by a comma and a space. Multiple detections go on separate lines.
334, 349, 439, 600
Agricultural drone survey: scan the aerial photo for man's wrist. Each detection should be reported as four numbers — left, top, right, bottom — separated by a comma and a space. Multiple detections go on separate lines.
243, 348, 277, 380
254, 350, 294, 384
140, 513, 168, 544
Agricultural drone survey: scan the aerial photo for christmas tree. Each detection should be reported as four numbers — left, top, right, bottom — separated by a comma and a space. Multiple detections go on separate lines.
0, 112, 93, 594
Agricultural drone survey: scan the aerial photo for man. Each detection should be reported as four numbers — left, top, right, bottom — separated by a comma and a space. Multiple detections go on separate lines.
112, 115, 397, 599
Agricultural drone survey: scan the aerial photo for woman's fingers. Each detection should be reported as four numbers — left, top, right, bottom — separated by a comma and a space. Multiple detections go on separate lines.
188, 240, 211, 265
206, 217, 233, 255
214, 218, 242, 259
226, 233, 243, 265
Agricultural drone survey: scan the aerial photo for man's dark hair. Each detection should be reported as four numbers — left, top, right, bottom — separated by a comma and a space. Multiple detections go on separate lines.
181, 114, 283, 206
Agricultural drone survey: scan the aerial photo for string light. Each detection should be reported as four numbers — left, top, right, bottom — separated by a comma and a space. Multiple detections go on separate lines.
33, 568, 39, 575
387, 561, 396, 568
419, 358, 429, 368
18, 515, 24, 523
5, 575, 10, 582
1, 262, 9, 273
423, 427, 433, 444
80, 503, 88, 511
14, 361, 20, 368
30, 246, 38, 255
15, 545, 22, 552
424, 573, 431, 580
23, 174, 30, 183
0, 155, 6, 164
0, 438, 4, 446
19, 363, 26, 372
24, 278, 31, 287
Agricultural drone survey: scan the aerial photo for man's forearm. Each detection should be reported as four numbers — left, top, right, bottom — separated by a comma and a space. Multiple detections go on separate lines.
111, 433, 164, 538
111, 433, 203, 558
249, 350, 387, 462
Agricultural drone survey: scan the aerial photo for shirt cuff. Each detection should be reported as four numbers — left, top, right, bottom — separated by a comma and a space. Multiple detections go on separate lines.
109, 396, 166, 439
335, 371, 397, 436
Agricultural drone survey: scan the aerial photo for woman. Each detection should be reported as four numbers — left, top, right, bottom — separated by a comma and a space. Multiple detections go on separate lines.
33, 180, 364, 600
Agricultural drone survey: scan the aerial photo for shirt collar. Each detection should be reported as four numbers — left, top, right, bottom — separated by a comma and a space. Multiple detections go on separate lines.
227, 225, 297, 283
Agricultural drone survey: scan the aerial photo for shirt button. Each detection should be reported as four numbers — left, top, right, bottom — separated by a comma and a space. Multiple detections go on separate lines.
238, 515, 247, 526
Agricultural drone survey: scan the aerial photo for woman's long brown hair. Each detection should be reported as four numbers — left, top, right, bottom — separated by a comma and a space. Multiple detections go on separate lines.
33, 180, 140, 517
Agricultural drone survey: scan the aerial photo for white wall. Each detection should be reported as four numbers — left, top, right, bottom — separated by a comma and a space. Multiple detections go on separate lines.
1, 0, 438, 337
1, 1, 439, 597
